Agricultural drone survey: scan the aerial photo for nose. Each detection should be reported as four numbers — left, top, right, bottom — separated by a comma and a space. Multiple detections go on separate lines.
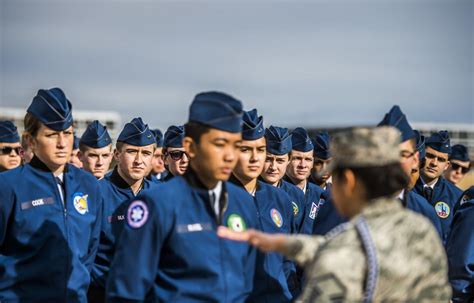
224, 146, 236, 163
97, 155, 104, 166
57, 133, 67, 148
181, 153, 189, 163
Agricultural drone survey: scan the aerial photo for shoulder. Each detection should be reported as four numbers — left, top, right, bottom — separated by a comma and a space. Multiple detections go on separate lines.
67, 165, 99, 186
308, 182, 325, 196
440, 178, 463, 195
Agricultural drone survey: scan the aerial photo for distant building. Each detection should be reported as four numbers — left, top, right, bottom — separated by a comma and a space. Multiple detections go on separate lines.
0, 107, 121, 141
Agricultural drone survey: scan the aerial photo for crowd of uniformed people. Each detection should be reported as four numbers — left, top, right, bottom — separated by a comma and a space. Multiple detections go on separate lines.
0, 87, 472, 302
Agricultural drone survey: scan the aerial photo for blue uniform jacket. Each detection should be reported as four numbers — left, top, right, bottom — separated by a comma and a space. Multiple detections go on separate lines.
106, 169, 259, 302
231, 177, 298, 302
91, 168, 153, 288
0, 157, 103, 302
311, 183, 347, 235
278, 180, 306, 233
446, 199, 474, 302
284, 176, 325, 235
404, 190, 443, 239
414, 177, 463, 243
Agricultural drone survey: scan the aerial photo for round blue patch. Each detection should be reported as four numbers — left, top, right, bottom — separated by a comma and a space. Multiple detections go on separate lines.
127, 200, 149, 228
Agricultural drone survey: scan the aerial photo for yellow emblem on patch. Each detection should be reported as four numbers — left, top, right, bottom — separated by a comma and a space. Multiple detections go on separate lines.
73, 192, 89, 215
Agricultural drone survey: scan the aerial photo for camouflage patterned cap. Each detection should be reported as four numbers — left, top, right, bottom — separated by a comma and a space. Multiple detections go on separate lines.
327, 126, 401, 171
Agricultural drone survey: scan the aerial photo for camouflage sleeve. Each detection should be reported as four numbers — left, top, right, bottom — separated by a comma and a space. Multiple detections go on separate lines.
282, 234, 326, 266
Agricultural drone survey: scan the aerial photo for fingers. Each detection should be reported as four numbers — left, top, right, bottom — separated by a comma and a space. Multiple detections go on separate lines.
217, 226, 250, 242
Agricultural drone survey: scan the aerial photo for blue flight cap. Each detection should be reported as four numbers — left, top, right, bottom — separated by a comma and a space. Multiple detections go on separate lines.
414, 130, 425, 160
27, 87, 73, 131
164, 125, 185, 148
291, 127, 314, 152
151, 129, 164, 148
73, 135, 80, 150
80, 120, 112, 149
265, 126, 292, 155
0, 121, 20, 143
117, 117, 155, 146
377, 105, 415, 142
450, 144, 469, 162
242, 109, 264, 140
426, 130, 451, 155
188, 91, 243, 133
313, 131, 331, 160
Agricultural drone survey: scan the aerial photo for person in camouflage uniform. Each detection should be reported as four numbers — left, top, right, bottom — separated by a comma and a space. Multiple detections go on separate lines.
219, 126, 451, 302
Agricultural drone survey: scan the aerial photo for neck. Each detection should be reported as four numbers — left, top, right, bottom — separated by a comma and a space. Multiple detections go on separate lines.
190, 164, 218, 189
234, 174, 258, 194
37, 156, 65, 176
421, 175, 438, 187
117, 168, 143, 195
290, 175, 306, 191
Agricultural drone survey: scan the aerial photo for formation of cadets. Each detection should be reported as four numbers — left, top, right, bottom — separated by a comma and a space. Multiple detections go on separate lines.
0, 87, 473, 302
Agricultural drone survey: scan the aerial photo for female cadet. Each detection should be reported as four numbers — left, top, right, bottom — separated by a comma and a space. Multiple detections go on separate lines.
0, 88, 103, 302
219, 127, 451, 302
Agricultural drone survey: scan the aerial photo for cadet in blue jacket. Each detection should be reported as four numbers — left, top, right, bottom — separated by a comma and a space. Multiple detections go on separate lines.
284, 127, 325, 235
444, 144, 471, 187
414, 130, 463, 243
106, 91, 259, 302
147, 128, 167, 183
0, 88, 103, 302
230, 110, 298, 302
260, 125, 305, 231
89, 117, 156, 302
446, 187, 474, 302
161, 125, 188, 181
0, 120, 22, 172
78, 120, 113, 179
309, 132, 346, 235
378, 106, 443, 238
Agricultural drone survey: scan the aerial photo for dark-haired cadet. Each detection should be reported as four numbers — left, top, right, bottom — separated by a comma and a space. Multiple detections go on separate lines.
309, 131, 346, 235
414, 130, 463, 243
378, 105, 442, 238
230, 110, 298, 302
444, 144, 471, 187
0, 88, 103, 302
106, 92, 258, 302
0, 120, 22, 172
78, 120, 113, 179
284, 127, 325, 234
89, 117, 156, 302
162, 125, 188, 181
260, 126, 305, 231
148, 128, 168, 182
219, 126, 451, 302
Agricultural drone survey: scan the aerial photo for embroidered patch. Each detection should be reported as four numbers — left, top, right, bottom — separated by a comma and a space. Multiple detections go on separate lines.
434, 201, 450, 219
227, 214, 246, 232
309, 199, 324, 219
270, 208, 283, 228
292, 201, 299, 216
127, 200, 149, 228
73, 192, 89, 215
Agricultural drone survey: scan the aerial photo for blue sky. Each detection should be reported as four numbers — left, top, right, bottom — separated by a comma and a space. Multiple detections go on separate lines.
1, 0, 472, 130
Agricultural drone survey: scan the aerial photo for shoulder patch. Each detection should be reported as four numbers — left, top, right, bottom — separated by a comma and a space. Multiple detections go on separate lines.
270, 208, 283, 228
291, 201, 299, 216
434, 201, 450, 219
127, 200, 149, 228
73, 192, 89, 215
227, 214, 247, 232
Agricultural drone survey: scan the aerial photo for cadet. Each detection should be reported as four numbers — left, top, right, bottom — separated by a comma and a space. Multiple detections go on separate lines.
447, 186, 474, 302
148, 128, 167, 182
230, 110, 298, 302
284, 127, 325, 234
78, 120, 113, 179
378, 106, 442, 238
260, 125, 305, 230
106, 91, 259, 302
69, 135, 83, 168
414, 130, 463, 243
309, 131, 346, 235
0, 120, 22, 171
89, 117, 156, 302
0, 88, 103, 302
162, 125, 188, 181
444, 144, 471, 186
219, 127, 451, 302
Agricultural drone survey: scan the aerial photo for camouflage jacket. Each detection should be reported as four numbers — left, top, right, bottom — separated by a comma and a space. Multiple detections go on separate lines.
283, 198, 451, 302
